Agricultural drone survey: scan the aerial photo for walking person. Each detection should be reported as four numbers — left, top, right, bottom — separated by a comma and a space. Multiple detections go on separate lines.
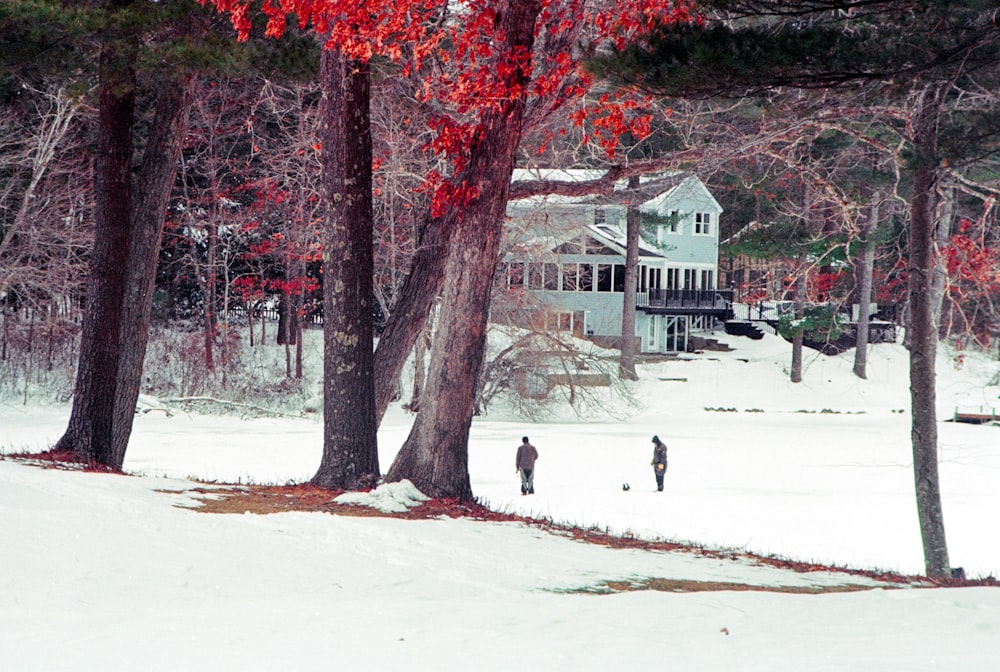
516, 436, 538, 495
650, 435, 668, 491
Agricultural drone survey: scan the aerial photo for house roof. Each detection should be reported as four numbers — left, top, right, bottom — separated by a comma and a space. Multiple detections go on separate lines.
509, 168, 722, 215
586, 224, 669, 258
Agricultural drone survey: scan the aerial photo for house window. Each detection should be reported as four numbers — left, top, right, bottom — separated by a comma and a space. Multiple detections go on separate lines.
579, 263, 594, 292
667, 210, 679, 233
544, 262, 559, 290
597, 264, 613, 292
701, 269, 714, 290
527, 262, 543, 290
557, 312, 574, 331
684, 268, 696, 289
561, 263, 577, 291
665, 268, 678, 290
649, 267, 663, 291
506, 262, 524, 288
613, 264, 626, 292
695, 212, 712, 235
594, 207, 606, 225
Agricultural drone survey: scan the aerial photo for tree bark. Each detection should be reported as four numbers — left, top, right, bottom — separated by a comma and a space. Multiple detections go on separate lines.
907, 84, 951, 578
105, 74, 195, 467
853, 193, 878, 379
311, 50, 379, 490
385, 0, 542, 499
373, 208, 458, 423
407, 322, 431, 412
790, 271, 805, 383
929, 186, 954, 338
619, 176, 640, 380
56, 32, 136, 466
202, 217, 218, 370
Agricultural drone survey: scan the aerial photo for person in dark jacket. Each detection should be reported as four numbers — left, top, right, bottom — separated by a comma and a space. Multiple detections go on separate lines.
516, 436, 538, 495
650, 435, 668, 491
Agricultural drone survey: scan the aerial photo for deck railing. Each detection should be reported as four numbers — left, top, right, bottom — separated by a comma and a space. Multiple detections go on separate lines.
636, 289, 734, 310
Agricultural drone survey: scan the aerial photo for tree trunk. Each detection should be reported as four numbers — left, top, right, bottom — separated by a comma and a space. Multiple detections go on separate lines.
407, 322, 431, 412
619, 176, 640, 380
311, 50, 379, 491
56, 35, 136, 466
929, 186, 954, 338
853, 193, 878, 379
202, 217, 217, 371
790, 271, 805, 383
373, 208, 458, 423
386, 0, 542, 499
108, 73, 195, 467
277, 289, 292, 345
907, 84, 951, 578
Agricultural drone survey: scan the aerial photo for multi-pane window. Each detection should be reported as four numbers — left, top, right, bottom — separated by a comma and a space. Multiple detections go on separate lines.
667, 210, 680, 233
597, 264, 626, 292
613, 264, 626, 292
701, 269, 714, 290
695, 212, 711, 235
561, 263, 594, 292
648, 267, 662, 291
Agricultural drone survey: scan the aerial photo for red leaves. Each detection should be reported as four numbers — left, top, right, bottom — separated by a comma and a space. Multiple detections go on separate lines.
944, 221, 1000, 295
202, 0, 697, 167
430, 179, 481, 219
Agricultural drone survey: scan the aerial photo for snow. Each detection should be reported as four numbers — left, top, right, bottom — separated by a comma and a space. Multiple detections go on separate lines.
2, 333, 999, 670
334, 479, 430, 513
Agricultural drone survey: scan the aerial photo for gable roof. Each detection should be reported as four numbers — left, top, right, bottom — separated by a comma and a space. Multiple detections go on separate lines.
509, 168, 722, 215
586, 224, 673, 259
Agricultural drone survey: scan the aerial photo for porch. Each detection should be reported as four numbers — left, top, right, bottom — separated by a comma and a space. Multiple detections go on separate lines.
637, 289, 734, 316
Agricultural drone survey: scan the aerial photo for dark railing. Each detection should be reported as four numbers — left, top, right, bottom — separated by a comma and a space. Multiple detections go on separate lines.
638, 289, 734, 311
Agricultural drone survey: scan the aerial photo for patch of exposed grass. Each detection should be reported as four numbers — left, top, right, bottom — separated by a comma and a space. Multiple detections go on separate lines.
558, 577, 886, 595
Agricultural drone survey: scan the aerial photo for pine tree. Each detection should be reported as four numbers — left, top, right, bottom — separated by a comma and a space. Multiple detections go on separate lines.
592, 0, 1000, 578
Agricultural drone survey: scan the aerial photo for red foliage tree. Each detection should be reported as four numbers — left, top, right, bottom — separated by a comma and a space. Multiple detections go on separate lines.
206, 0, 698, 496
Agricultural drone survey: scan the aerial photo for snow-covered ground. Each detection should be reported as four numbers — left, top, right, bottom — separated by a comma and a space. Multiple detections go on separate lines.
2, 333, 999, 670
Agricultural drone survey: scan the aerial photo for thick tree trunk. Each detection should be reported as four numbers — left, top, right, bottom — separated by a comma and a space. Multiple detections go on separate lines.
619, 176, 640, 380
311, 51, 379, 490
853, 193, 878, 379
109, 74, 195, 467
907, 84, 951, 578
56, 38, 135, 466
386, 0, 542, 499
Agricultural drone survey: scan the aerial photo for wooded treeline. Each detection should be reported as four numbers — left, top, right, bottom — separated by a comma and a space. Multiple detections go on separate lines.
2, 0, 999, 578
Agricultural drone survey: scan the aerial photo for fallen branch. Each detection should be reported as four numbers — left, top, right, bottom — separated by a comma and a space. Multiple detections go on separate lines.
158, 396, 305, 419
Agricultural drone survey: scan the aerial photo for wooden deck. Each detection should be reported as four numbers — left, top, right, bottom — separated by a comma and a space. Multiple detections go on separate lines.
637, 289, 734, 315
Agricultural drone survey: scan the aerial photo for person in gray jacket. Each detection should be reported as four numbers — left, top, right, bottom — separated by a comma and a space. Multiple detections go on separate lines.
650, 435, 668, 491
516, 436, 538, 495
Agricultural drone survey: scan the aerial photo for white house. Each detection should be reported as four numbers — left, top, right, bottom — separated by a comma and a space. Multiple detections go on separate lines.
500, 169, 730, 353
